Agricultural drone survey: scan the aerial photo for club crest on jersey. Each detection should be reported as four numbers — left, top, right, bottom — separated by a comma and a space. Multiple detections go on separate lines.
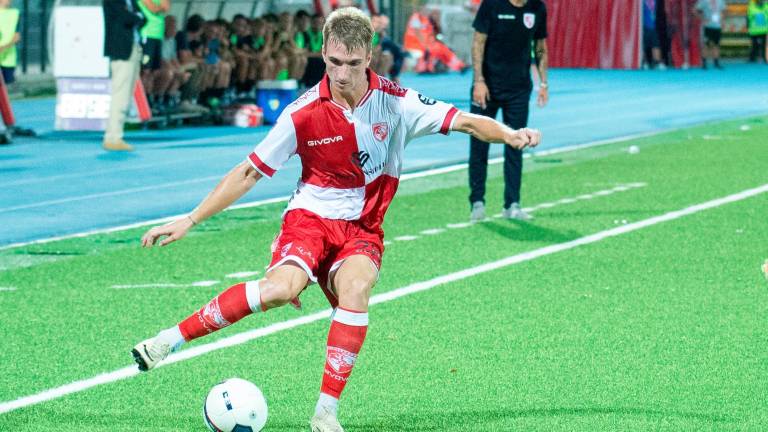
326, 346, 358, 374
372, 122, 388, 141
523, 13, 535, 29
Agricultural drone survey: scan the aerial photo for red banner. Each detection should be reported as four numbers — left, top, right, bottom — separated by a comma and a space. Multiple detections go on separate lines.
548, 0, 642, 69
665, 0, 701, 68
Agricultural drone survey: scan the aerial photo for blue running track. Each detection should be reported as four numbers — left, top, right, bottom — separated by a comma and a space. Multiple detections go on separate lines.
2, 64, 766, 246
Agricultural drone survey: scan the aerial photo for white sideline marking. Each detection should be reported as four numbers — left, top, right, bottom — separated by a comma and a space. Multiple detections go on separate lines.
0, 130, 664, 251
0, 176, 222, 214
225, 271, 261, 279
420, 228, 445, 235
446, 222, 472, 229
1, 183, 766, 415
0, 287, 17, 291
111, 280, 220, 289
390, 183, 646, 245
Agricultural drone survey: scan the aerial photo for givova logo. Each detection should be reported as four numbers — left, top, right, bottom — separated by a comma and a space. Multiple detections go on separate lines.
308, 135, 343, 147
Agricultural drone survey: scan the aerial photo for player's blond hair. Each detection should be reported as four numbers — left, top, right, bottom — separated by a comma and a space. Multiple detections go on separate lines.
323, 7, 374, 53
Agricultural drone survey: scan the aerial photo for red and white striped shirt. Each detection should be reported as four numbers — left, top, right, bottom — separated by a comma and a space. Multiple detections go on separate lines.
247, 70, 459, 233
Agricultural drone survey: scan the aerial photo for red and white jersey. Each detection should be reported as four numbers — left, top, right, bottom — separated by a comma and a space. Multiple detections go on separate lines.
247, 70, 459, 233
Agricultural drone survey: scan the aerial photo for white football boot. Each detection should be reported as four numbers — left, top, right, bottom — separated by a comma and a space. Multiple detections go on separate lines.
131, 337, 171, 371
470, 201, 486, 222
310, 407, 345, 432
503, 203, 532, 221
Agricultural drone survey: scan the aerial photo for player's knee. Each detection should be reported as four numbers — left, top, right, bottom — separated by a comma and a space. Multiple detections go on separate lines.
337, 277, 373, 302
259, 278, 295, 307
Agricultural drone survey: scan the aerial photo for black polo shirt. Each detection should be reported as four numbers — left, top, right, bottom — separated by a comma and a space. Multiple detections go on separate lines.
473, 0, 547, 92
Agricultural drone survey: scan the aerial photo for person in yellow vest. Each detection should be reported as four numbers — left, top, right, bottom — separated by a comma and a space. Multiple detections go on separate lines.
137, 0, 170, 113
748, 0, 768, 63
0, 0, 20, 86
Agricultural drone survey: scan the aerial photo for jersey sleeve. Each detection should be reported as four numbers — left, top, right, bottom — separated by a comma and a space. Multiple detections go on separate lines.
246, 110, 297, 178
535, 4, 548, 40
401, 88, 459, 141
472, 0, 492, 34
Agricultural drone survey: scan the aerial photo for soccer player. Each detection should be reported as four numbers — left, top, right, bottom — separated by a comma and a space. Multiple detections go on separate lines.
132, 8, 540, 432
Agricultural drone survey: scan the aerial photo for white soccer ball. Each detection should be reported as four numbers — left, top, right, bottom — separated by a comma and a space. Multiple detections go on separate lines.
203, 378, 268, 432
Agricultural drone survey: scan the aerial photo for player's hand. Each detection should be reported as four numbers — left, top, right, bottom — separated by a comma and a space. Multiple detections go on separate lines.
506, 127, 541, 150
141, 217, 195, 248
472, 81, 490, 110
537, 86, 549, 107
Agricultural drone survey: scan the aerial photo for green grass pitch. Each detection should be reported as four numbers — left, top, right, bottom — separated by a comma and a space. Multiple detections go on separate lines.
0, 116, 766, 431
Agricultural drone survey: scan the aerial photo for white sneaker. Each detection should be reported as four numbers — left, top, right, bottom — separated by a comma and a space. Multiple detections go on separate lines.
310, 408, 344, 432
470, 201, 485, 222
132, 337, 171, 371
502, 203, 532, 221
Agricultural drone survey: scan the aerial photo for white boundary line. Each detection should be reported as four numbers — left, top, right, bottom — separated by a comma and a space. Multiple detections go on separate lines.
1, 182, 766, 415
0, 130, 662, 252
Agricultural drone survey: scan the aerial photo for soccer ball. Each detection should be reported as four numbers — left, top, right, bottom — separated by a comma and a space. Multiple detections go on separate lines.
203, 378, 268, 432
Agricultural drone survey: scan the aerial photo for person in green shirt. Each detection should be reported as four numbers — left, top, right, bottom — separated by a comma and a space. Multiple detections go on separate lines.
0, 0, 20, 85
748, 0, 768, 62
137, 0, 170, 111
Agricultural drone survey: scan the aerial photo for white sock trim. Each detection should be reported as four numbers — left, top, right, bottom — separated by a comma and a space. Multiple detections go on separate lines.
245, 280, 263, 313
315, 392, 339, 417
332, 307, 368, 327
157, 325, 185, 351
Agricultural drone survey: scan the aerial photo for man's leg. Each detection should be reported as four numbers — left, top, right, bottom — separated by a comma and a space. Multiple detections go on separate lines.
132, 264, 308, 371
311, 255, 377, 432
500, 88, 531, 217
104, 45, 141, 146
468, 89, 499, 220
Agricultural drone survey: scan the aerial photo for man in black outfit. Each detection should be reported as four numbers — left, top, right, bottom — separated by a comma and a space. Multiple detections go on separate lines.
102, 0, 145, 151
469, 0, 548, 221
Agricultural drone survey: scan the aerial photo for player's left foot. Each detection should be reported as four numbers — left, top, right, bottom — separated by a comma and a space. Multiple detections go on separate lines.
503, 203, 532, 221
310, 407, 345, 432
131, 337, 171, 371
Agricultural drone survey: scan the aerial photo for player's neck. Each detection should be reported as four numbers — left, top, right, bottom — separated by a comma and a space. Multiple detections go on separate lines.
509, 0, 528, 7
330, 82, 368, 111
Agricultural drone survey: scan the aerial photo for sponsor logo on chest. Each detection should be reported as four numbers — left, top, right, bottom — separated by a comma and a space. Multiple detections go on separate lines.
307, 135, 344, 147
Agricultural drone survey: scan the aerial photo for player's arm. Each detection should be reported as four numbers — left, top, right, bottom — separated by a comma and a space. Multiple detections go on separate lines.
471, 31, 490, 109
451, 111, 541, 150
534, 38, 548, 107
141, 161, 262, 247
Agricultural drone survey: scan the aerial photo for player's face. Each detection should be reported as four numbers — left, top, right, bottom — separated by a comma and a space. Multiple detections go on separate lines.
323, 39, 371, 95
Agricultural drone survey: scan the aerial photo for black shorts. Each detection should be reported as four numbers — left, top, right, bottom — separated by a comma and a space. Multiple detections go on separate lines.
703, 27, 722, 45
142, 38, 163, 70
1, 66, 14, 84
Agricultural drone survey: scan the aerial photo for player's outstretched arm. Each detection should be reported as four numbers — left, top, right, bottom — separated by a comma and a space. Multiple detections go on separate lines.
141, 161, 262, 247
451, 111, 541, 150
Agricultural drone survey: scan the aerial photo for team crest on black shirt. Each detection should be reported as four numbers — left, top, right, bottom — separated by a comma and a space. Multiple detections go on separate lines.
523, 13, 535, 29
418, 94, 436, 105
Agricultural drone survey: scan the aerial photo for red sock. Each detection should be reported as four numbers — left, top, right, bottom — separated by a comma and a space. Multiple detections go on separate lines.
320, 307, 368, 399
178, 282, 260, 341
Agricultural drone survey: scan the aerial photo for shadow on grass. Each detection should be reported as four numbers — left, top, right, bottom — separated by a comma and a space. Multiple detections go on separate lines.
478, 219, 582, 243
346, 406, 737, 431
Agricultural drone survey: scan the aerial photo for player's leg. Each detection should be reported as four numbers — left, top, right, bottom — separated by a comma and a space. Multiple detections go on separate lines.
132, 264, 309, 371
500, 88, 532, 220
311, 255, 378, 432
468, 91, 499, 221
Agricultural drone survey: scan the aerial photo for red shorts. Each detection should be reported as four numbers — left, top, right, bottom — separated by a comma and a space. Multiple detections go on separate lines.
268, 209, 384, 307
